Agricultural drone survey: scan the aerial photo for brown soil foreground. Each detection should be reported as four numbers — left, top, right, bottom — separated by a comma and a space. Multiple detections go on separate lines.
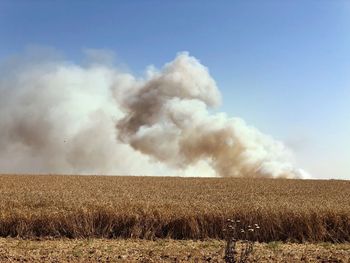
0, 238, 349, 263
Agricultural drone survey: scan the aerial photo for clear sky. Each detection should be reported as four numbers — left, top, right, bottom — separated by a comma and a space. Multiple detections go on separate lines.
1, 0, 349, 179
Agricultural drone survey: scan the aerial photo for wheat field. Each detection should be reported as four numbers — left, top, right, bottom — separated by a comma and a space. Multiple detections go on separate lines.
0, 175, 349, 242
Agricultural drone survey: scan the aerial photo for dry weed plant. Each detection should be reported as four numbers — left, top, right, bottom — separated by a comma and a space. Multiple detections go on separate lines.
224, 219, 260, 263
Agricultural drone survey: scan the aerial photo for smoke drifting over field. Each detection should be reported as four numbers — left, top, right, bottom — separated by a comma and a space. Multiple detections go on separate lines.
0, 49, 307, 178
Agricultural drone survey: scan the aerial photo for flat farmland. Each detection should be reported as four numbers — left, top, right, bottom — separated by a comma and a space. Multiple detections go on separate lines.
0, 175, 349, 242
1, 238, 349, 263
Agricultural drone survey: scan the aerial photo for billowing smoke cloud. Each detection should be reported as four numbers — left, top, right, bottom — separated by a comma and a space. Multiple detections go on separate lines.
0, 49, 308, 178
117, 52, 306, 178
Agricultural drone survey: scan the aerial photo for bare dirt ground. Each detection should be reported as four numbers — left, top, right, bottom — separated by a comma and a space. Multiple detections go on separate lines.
0, 238, 349, 263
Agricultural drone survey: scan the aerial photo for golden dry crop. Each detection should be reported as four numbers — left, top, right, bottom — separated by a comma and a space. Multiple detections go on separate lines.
0, 175, 349, 242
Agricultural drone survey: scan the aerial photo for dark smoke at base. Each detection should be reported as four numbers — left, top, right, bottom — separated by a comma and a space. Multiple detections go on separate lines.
0, 49, 309, 178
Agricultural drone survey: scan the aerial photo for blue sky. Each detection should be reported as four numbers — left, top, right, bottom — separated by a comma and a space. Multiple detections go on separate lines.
1, 0, 349, 179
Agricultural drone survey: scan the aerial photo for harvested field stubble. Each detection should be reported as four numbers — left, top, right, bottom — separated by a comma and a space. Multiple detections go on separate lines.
0, 238, 350, 263
0, 175, 349, 242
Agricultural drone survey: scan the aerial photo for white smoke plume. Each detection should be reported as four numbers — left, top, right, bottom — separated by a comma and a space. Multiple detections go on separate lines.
0, 49, 307, 178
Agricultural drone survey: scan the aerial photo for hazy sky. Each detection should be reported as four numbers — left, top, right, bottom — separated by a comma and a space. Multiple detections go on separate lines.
1, 1, 349, 179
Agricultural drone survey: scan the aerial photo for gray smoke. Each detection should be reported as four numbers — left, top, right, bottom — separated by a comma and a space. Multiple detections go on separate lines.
117, 52, 307, 178
0, 49, 308, 178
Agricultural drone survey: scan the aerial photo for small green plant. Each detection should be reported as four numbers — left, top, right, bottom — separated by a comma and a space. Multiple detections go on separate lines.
266, 241, 281, 251
224, 219, 260, 263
